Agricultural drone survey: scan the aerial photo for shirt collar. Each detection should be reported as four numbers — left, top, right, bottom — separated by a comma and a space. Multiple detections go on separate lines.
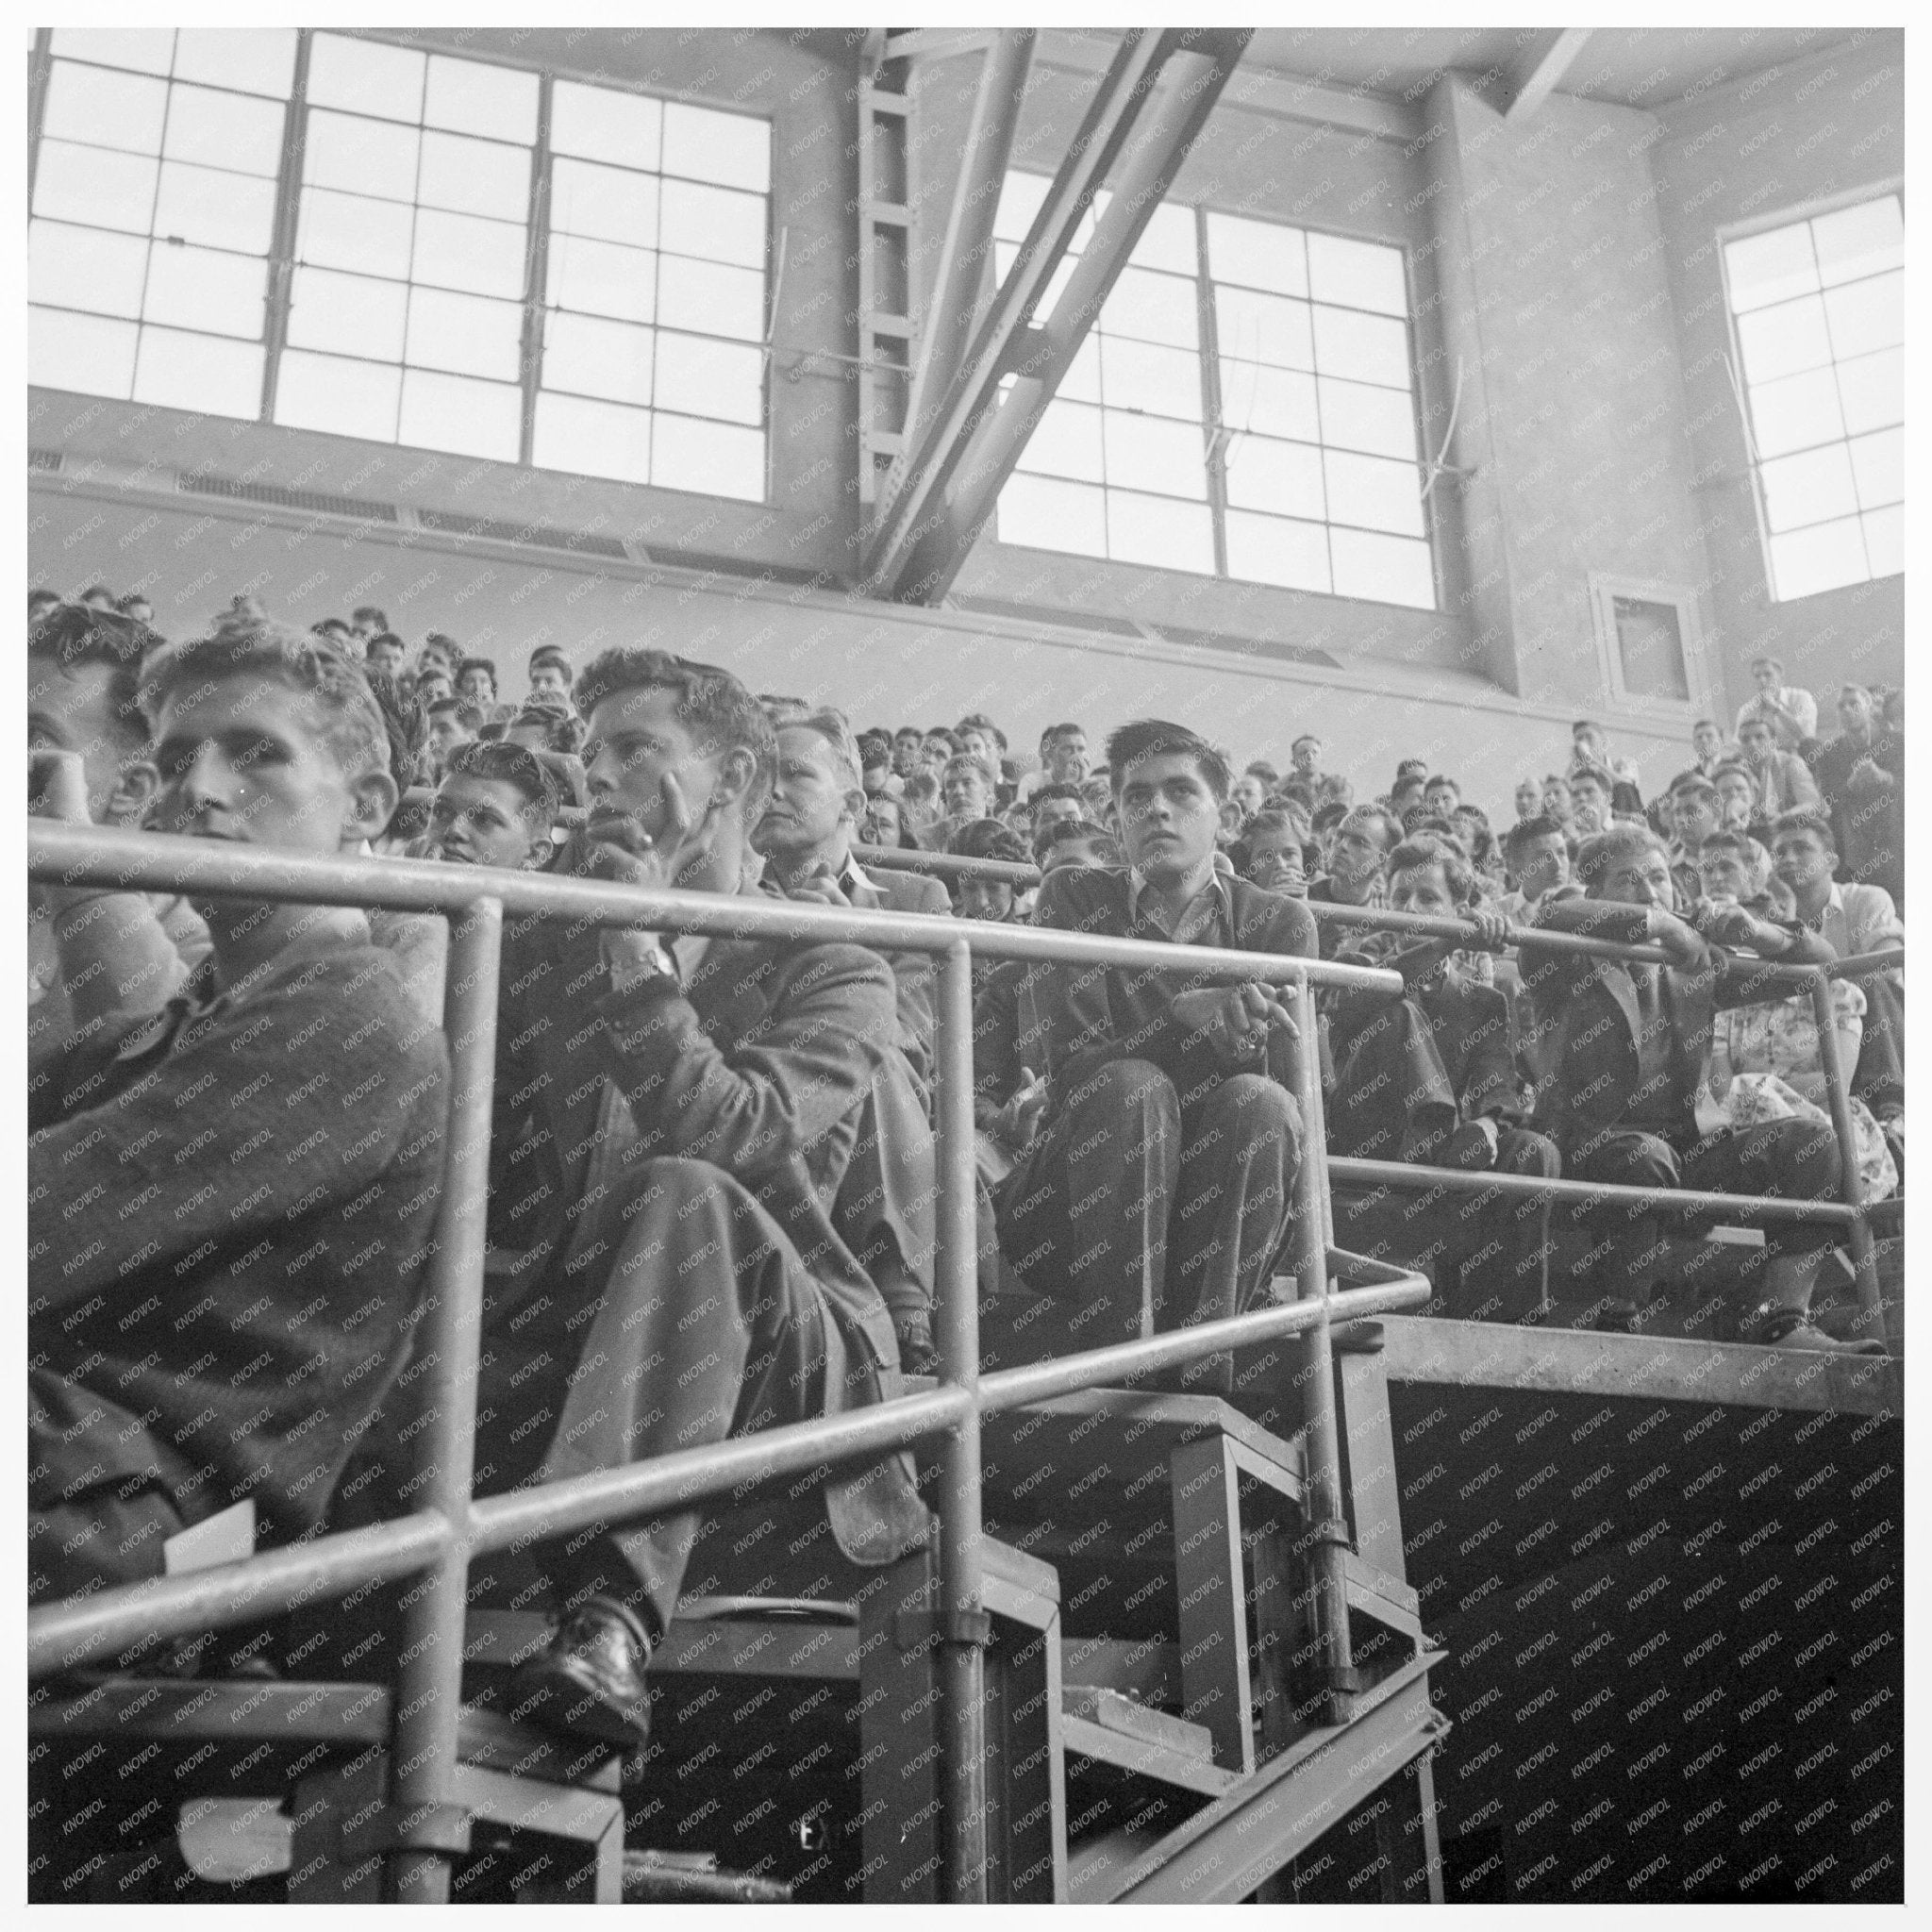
1126, 862, 1234, 931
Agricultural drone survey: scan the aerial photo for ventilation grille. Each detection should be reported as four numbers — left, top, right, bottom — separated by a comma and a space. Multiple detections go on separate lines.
416, 508, 629, 559
948, 591, 1146, 639
660, 549, 835, 589
1152, 621, 1341, 669
179, 472, 399, 522
28, 447, 62, 473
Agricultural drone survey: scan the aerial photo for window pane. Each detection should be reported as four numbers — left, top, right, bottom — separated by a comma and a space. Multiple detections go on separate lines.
658, 177, 765, 267
997, 475, 1108, 558
1748, 365, 1843, 459
1822, 271, 1903, 361
398, 368, 521, 461
30, 305, 138, 396
1861, 505, 1903, 578
162, 80, 285, 175
32, 140, 158, 234
407, 285, 523, 381
1330, 527, 1434, 608
154, 160, 276, 255
412, 208, 525, 298
1215, 287, 1312, 372
1324, 448, 1423, 536
656, 254, 763, 341
1758, 441, 1857, 533
299, 186, 415, 281
534, 390, 653, 483
29, 220, 148, 318
1835, 347, 1903, 438
287, 265, 408, 361
425, 53, 538, 142
1106, 490, 1213, 574
1736, 293, 1831, 386
1100, 336, 1200, 421
171, 29, 298, 98
542, 310, 654, 406
652, 331, 763, 425
1307, 231, 1406, 315
1223, 362, 1318, 442
275, 348, 400, 441
1725, 222, 1816, 313
1848, 426, 1903, 510
552, 79, 660, 170
50, 28, 175, 75
651, 410, 764, 499
418, 128, 530, 222
1812, 195, 1903, 287
1015, 398, 1105, 481
132, 325, 262, 417
142, 240, 266, 339
1311, 304, 1408, 387
1129, 202, 1195, 275
1101, 267, 1197, 348
1206, 210, 1307, 296
307, 32, 424, 123
1225, 433, 1324, 520
1103, 412, 1207, 499
304, 109, 420, 201
662, 101, 768, 192
994, 172, 1050, 245
1769, 515, 1869, 601
547, 234, 657, 323
551, 157, 658, 248
1224, 508, 1329, 592
43, 62, 169, 155
1317, 375, 1417, 460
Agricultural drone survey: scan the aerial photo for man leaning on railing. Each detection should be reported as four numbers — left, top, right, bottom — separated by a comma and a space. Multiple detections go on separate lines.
26, 617, 450, 1660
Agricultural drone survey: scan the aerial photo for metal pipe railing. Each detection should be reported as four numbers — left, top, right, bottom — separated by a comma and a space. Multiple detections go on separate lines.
26, 816, 1896, 1901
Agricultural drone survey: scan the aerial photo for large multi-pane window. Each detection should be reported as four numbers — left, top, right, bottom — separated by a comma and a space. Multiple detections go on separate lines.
28, 28, 771, 502
1724, 192, 1904, 601
29, 29, 297, 421
992, 173, 1435, 610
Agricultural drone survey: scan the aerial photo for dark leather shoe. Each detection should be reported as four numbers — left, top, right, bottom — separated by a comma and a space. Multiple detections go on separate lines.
508, 1597, 652, 1750
1746, 1308, 1888, 1357
1586, 1298, 1641, 1335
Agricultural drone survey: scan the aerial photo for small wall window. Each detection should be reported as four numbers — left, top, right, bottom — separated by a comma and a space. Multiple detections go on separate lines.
1589, 574, 1704, 712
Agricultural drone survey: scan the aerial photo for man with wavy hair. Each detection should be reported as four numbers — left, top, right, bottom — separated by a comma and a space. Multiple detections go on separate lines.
28, 610, 449, 1650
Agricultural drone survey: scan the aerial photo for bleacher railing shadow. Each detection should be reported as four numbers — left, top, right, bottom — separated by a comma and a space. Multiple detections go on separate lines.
25, 824, 1902, 1900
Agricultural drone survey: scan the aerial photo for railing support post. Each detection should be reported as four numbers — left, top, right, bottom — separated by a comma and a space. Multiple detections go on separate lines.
1808, 967, 1886, 1346
386, 897, 502, 1903
934, 940, 988, 1902
1287, 974, 1355, 1723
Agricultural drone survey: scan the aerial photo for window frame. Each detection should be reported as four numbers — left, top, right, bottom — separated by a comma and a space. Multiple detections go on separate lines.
991, 172, 1439, 611
27, 26, 774, 504
1716, 178, 1905, 605
1586, 572, 1710, 721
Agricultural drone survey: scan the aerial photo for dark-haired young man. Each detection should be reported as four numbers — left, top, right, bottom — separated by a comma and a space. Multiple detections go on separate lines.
457, 656, 500, 711
987, 719, 1314, 1391
1308, 804, 1401, 957
29, 612, 449, 1624
527, 644, 575, 707
474, 649, 928, 1747
364, 631, 408, 679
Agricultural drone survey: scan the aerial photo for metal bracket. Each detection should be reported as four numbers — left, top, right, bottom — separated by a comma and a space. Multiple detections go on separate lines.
894, 1607, 994, 1652
1296, 1517, 1354, 1555
344, 1801, 473, 1859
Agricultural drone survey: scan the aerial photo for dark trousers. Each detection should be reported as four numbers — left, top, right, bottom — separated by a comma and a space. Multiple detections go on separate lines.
479, 1157, 869, 1645
1565, 1117, 1842, 1300
1333, 1123, 1560, 1321
986, 1058, 1300, 1384
833, 1045, 937, 1348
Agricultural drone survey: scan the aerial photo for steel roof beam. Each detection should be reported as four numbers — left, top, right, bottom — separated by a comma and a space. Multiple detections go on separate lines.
1498, 26, 1592, 120
863, 28, 1251, 604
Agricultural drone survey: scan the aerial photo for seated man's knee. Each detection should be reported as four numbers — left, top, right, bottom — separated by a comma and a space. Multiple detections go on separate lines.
1067, 1057, 1177, 1124
1499, 1128, 1560, 1179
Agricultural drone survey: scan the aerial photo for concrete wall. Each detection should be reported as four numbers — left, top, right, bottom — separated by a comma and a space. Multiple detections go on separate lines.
1649, 30, 1905, 721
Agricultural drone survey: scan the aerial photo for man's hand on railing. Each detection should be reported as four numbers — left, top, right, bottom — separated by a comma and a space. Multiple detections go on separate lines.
1687, 896, 1794, 958
1465, 908, 1510, 953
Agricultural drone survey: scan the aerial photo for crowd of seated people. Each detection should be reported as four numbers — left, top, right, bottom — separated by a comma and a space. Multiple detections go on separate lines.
25, 582, 1906, 1749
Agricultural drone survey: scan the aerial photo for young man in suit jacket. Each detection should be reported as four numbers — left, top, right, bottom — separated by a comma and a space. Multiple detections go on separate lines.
475, 653, 929, 1748
1518, 823, 1868, 1351
754, 707, 951, 1371
987, 720, 1314, 1393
